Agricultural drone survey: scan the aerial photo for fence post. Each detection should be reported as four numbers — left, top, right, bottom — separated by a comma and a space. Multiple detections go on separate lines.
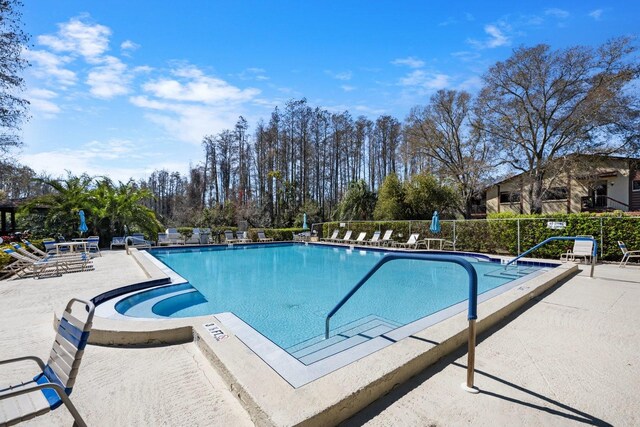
600, 217, 604, 258
517, 219, 521, 254
453, 220, 457, 245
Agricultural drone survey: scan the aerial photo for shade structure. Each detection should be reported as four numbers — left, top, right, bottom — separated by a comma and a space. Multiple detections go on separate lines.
78, 210, 88, 235
429, 210, 441, 234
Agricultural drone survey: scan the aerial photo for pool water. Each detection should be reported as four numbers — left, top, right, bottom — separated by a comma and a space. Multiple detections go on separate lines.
118, 244, 544, 349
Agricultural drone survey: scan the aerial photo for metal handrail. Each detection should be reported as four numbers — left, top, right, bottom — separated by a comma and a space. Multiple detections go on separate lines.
324, 252, 480, 392
504, 236, 597, 277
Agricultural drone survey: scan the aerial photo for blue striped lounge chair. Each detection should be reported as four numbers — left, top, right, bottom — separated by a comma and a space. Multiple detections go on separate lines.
0, 298, 95, 427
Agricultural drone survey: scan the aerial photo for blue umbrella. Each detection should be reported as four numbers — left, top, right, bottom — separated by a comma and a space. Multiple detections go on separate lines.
78, 210, 88, 236
429, 210, 441, 234
302, 213, 308, 229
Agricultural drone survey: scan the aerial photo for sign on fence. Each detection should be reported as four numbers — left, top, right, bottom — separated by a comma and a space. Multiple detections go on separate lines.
546, 221, 567, 230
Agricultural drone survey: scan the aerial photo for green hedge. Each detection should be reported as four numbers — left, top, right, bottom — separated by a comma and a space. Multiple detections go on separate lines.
321, 213, 640, 261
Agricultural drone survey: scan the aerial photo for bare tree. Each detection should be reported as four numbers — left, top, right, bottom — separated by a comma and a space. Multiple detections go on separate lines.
405, 89, 495, 218
0, 0, 29, 155
476, 38, 640, 213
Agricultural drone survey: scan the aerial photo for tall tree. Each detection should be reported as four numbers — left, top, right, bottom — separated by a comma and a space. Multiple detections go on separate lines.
0, 0, 29, 156
405, 89, 494, 218
476, 38, 640, 213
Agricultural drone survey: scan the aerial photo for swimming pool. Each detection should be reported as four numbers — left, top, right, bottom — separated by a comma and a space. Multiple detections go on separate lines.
115, 243, 549, 353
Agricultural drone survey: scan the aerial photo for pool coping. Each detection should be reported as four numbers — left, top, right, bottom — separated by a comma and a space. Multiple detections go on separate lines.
79, 245, 578, 425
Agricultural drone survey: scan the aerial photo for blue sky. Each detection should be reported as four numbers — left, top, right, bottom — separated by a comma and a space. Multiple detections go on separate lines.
19, 1, 639, 182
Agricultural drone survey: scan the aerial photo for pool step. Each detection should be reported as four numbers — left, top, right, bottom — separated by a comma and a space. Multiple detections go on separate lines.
484, 266, 539, 280
287, 315, 401, 365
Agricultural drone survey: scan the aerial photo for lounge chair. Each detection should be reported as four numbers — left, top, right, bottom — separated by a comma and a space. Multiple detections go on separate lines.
165, 228, 184, 245
373, 230, 394, 246
337, 230, 353, 244
224, 230, 239, 243
86, 236, 101, 257
125, 235, 152, 254
257, 230, 273, 242
560, 239, 594, 264
0, 298, 94, 427
365, 230, 381, 245
321, 229, 339, 242
349, 232, 367, 245
618, 241, 640, 267
3, 249, 61, 279
393, 233, 421, 249
110, 236, 126, 250
22, 240, 87, 262
236, 231, 251, 243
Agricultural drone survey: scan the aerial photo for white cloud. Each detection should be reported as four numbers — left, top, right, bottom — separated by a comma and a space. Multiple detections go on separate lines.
142, 66, 260, 104
18, 139, 152, 181
120, 40, 140, 52
468, 24, 510, 49
391, 57, 425, 68
131, 65, 261, 143
325, 70, 352, 81
341, 85, 356, 92
484, 25, 509, 48
399, 70, 450, 90
28, 88, 60, 117
86, 56, 130, 98
236, 67, 269, 81
38, 17, 111, 63
545, 8, 570, 19
24, 49, 77, 87
589, 9, 603, 20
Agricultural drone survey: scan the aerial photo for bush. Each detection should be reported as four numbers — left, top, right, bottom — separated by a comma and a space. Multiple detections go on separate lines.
321, 213, 640, 261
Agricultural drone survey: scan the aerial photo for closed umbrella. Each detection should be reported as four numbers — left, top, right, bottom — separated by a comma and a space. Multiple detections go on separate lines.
78, 210, 88, 236
302, 213, 308, 230
429, 210, 441, 234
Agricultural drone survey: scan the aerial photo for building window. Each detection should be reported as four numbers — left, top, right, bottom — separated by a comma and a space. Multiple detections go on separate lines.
633, 180, 640, 191
542, 187, 568, 201
500, 191, 521, 203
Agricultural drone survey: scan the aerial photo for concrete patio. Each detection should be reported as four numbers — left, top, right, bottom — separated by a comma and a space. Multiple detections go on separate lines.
0, 251, 638, 426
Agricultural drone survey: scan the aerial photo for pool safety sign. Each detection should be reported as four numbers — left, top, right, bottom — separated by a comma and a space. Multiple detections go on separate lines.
546, 221, 567, 230
203, 322, 228, 341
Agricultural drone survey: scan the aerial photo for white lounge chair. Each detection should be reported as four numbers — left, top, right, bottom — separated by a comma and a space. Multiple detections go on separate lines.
618, 241, 640, 267
337, 230, 353, 244
365, 231, 381, 245
373, 230, 394, 246
322, 229, 339, 242
0, 298, 94, 427
349, 232, 367, 245
393, 233, 421, 249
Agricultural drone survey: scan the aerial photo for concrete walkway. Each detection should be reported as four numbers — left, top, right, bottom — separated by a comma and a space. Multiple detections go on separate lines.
1, 251, 638, 426
345, 264, 640, 426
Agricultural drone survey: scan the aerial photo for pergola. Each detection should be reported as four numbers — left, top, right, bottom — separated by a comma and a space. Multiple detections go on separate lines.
0, 201, 17, 235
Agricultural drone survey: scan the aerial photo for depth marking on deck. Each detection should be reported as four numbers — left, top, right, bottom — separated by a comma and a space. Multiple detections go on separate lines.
203, 322, 228, 341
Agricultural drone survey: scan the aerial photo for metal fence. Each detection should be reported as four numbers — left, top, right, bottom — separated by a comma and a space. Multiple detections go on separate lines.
312, 215, 640, 261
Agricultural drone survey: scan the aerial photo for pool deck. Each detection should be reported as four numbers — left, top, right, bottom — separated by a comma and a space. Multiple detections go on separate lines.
1, 250, 638, 426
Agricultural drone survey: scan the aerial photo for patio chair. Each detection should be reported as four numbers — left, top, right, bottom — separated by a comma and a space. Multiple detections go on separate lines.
393, 233, 421, 249
23, 240, 87, 261
86, 236, 101, 257
125, 235, 152, 254
165, 228, 184, 245
618, 241, 640, 267
2, 248, 61, 279
110, 236, 126, 250
373, 230, 394, 246
336, 230, 353, 244
321, 229, 339, 242
235, 231, 251, 243
224, 230, 239, 243
0, 298, 94, 427
560, 239, 594, 264
365, 230, 381, 245
257, 230, 273, 242
349, 232, 367, 245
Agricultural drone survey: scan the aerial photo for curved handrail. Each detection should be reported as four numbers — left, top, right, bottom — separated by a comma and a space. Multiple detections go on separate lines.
324, 253, 478, 339
504, 236, 597, 277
